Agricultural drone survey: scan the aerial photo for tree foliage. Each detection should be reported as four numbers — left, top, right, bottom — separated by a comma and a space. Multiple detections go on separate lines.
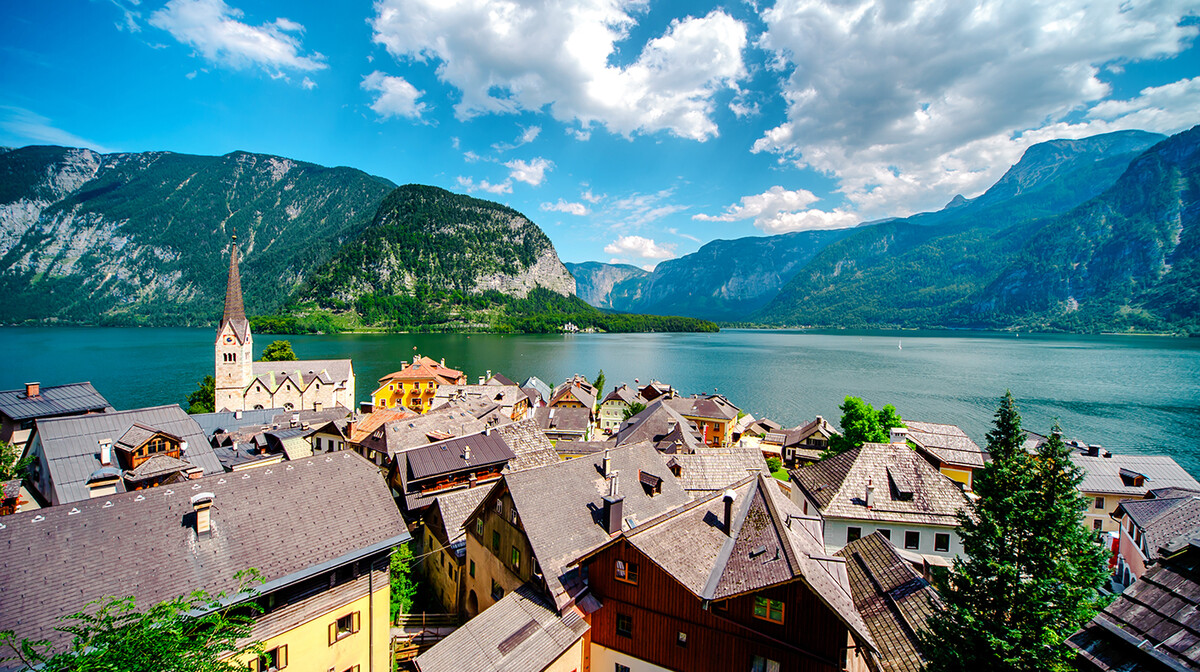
827, 396, 904, 455
623, 402, 646, 421
390, 543, 418, 623
921, 392, 1109, 672
186, 375, 215, 415
593, 370, 605, 407
260, 340, 297, 362
0, 440, 32, 481
0, 571, 263, 672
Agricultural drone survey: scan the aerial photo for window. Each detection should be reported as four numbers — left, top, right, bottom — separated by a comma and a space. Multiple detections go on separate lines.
677, 631, 688, 647
475, 518, 483, 536
511, 545, 521, 571
491, 580, 504, 601
616, 613, 632, 638
495, 500, 504, 515
1094, 496, 1105, 510
492, 531, 500, 553
753, 596, 784, 624
327, 612, 360, 644
616, 665, 631, 672
615, 560, 639, 585
250, 645, 287, 671
1093, 519, 1103, 531
935, 533, 950, 552
905, 531, 920, 550
469, 560, 475, 578
510, 508, 519, 526
847, 527, 861, 543
878, 528, 891, 540
750, 655, 781, 672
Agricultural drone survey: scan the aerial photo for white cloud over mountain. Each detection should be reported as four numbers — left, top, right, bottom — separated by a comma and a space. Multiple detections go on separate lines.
362, 71, 427, 119
604, 235, 676, 260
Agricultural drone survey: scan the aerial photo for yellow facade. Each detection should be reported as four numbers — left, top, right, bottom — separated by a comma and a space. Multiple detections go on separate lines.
373, 378, 441, 414
939, 465, 973, 491
233, 578, 391, 672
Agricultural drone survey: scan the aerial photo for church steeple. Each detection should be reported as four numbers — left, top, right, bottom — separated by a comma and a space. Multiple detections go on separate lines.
219, 234, 250, 342
215, 233, 253, 412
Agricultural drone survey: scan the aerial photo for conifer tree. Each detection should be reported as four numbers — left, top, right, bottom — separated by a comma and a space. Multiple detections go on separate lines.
922, 393, 1107, 672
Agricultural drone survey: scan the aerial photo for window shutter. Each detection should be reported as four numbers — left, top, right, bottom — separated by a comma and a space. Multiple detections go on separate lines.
278, 645, 287, 670
329, 622, 337, 645
352, 611, 361, 633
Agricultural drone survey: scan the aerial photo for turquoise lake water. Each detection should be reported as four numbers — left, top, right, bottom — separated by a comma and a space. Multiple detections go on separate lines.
2, 327, 1197, 475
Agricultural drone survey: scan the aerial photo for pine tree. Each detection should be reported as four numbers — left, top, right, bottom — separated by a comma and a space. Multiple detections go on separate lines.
922, 393, 1107, 672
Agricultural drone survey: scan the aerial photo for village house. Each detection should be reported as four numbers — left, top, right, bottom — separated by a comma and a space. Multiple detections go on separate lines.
419, 485, 492, 616
521, 376, 552, 407
789, 441, 972, 562
554, 440, 613, 460
215, 238, 355, 413
548, 376, 598, 420
612, 398, 704, 453
459, 443, 690, 618
598, 384, 644, 434
348, 407, 443, 467
372, 355, 466, 414
433, 383, 532, 421
900, 422, 986, 492
1068, 534, 1200, 671
637, 380, 674, 402
1070, 449, 1200, 533
764, 416, 838, 467
665, 394, 740, 448
573, 473, 878, 672
533, 406, 591, 443
23, 404, 224, 507
0, 451, 409, 672
1111, 488, 1200, 587
0, 381, 111, 453
837, 532, 943, 672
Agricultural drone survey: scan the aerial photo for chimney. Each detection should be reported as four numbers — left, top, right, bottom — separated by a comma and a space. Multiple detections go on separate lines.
291, 413, 300, 427
487, 370, 492, 380
24, 382, 39, 398
180, 441, 188, 455
602, 448, 612, 477
865, 479, 875, 509
191, 493, 215, 537
479, 376, 486, 385
98, 439, 112, 466
441, 358, 446, 367
464, 445, 472, 462
1086, 444, 1101, 457
234, 409, 243, 420
602, 472, 623, 535
723, 490, 737, 536
889, 427, 909, 445
314, 402, 322, 412
468, 472, 478, 488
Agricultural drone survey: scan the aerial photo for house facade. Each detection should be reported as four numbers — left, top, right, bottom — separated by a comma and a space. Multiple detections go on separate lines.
1072, 452, 1200, 533
373, 356, 467, 414
599, 384, 644, 434
665, 395, 739, 448
900, 422, 986, 492
1111, 492, 1200, 586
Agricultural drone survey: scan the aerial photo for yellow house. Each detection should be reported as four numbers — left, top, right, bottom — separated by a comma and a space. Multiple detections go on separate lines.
665, 395, 740, 448
0, 452, 410, 672
373, 355, 466, 414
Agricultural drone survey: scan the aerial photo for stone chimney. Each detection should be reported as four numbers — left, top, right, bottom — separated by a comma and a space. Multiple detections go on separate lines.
1086, 444, 1101, 457
865, 479, 875, 509
723, 489, 737, 536
602, 448, 612, 478
602, 472, 623, 535
889, 427, 909, 445
24, 382, 39, 398
98, 439, 112, 467
191, 493, 215, 537
468, 472, 478, 488
464, 445, 472, 462
479, 376, 486, 385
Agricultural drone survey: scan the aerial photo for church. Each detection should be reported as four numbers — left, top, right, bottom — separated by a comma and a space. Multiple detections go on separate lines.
214, 237, 356, 413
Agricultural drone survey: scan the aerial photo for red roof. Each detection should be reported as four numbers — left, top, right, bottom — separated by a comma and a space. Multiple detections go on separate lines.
378, 356, 465, 385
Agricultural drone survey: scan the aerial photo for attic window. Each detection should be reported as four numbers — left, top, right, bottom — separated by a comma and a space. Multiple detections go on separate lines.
887, 466, 914, 500
639, 470, 663, 495
1119, 468, 1146, 487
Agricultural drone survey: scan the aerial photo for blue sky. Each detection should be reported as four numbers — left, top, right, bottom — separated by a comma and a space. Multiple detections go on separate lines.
2, 0, 1198, 268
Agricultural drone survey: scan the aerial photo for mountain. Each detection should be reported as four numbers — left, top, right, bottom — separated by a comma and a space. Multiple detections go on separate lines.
568, 229, 854, 320
0, 146, 395, 325
757, 129, 1174, 328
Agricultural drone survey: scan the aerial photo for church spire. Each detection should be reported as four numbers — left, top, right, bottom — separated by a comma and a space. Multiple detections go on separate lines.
220, 233, 250, 340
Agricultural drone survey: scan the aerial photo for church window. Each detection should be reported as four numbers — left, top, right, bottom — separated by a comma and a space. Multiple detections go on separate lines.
254, 405, 264, 410
284, 403, 294, 411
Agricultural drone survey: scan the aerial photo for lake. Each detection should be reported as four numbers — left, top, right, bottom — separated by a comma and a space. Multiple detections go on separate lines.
2, 327, 1198, 475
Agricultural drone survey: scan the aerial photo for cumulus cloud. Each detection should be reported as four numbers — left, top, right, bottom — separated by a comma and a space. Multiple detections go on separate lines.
370, 1, 748, 140
505, 157, 553, 186
150, 0, 326, 76
580, 189, 603, 204
695, 185, 820, 222
457, 175, 512, 194
362, 71, 427, 119
604, 235, 677, 260
541, 199, 590, 216
754, 0, 1200, 219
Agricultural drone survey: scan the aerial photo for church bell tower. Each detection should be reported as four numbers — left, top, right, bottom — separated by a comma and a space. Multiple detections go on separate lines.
215, 235, 253, 412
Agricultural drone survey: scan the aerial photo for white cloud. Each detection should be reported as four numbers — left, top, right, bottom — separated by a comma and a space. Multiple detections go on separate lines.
150, 0, 326, 76
362, 71, 427, 120
457, 175, 513, 194
694, 185, 821, 223
505, 157, 553, 186
667, 227, 702, 243
604, 235, 677, 260
493, 125, 541, 151
463, 150, 482, 162
370, 1, 748, 140
300, 76, 316, 90
754, 0, 1200, 219
580, 189, 603, 204
609, 189, 688, 227
0, 106, 114, 153
541, 199, 590, 216
568, 127, 592, 141
756, 208, 860, 234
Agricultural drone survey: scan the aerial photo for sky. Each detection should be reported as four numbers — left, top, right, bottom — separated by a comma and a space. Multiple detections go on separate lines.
2, 1, 1198, 269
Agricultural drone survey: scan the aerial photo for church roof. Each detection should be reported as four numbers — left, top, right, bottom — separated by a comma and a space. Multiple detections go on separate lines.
248, 360, 353, 391
219, 239, 250, 343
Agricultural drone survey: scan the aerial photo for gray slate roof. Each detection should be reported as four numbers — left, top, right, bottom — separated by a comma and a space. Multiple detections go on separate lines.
665, 394, 739, 421
414, 583, 588, 672
500, 442, 691, 608
521, 377, 551, 404
1073, 454, 1200, 496
189, 407, 285, 440
534, 406, 590, 434
837, 532, 942, 672
903, 421, 985, 470
0, 382, 111, 422
612, 398, 702, 451
365, 409, 487, 457
669, 445, 769, 492
407, 431, 516, 481
430, 485, 492, 553
494, 418, 560, 473
32, 405, 222, 505
790, 443, 970, 528
0, 451, 408, 652
1116, 496, 1200, 562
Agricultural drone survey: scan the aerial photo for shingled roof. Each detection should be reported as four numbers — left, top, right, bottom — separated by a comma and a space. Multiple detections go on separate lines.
1116, 495, 1200, 564
31, 405, 222, 506
1072, 454, 1200, 497
669, 445, 769, 493
790, 443, 970, 528
612, 398, 702, 452
414, 583, 589, 672
837, 532, 943, 672
378, 356, 464, 385
665, 394, 739, 422
903, 421, 985, 470
0, 382, 112, 423
0, 451, 409, 652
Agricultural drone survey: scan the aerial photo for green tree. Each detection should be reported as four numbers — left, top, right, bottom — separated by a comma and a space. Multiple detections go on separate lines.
260, 340, 297, 362
186, 375, 215, 415
592, 370, 606, 408
0, 440, 32, 481
0, 571, 262, 672
827, 396, 904, 455
390, 543, 418, 622
622, 402, 646, 421
922, 393, 1107, 672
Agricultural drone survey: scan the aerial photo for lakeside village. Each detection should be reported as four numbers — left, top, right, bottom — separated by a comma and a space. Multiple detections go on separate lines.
1, 242, 1198, 672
